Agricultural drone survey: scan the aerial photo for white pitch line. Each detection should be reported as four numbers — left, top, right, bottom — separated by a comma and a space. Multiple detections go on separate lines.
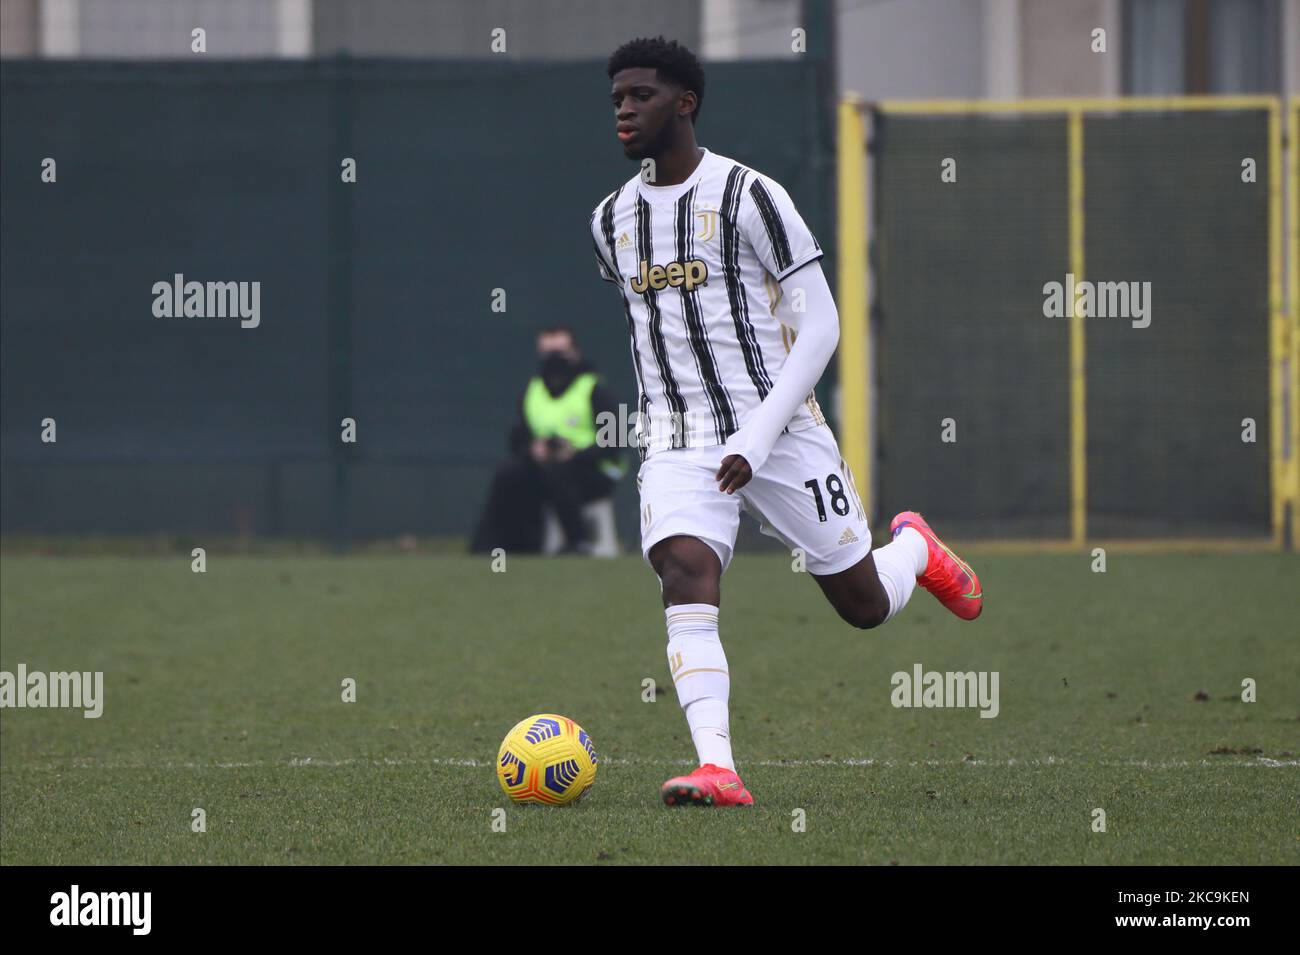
19, 755, 1300, 771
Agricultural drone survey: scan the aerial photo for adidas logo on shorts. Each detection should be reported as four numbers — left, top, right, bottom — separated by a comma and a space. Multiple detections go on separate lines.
838, 527, 858, 545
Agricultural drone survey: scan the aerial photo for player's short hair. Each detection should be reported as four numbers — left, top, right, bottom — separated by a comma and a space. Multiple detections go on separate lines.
607, 36, 705, 124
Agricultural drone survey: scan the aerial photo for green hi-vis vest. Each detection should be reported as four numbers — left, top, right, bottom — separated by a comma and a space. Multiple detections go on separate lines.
523, 372, 626, 481
525, 372, 599, 448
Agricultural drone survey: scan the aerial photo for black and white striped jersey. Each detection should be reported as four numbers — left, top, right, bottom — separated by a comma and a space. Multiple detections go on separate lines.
590, 148, 827, 458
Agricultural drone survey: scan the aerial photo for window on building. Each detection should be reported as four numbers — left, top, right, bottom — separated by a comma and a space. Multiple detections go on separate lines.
1123, 0, 1280, 94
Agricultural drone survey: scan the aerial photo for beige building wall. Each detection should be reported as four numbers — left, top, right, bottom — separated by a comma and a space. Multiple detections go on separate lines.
0, 0, 39, 56
837, 0, 985, 100
4, 0, 1295, 98
1286, 0, 1300, 94
1019, 0, 1121, 97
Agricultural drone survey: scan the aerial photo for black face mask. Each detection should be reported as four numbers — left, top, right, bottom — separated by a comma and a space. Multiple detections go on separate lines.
539, 352, 577, 383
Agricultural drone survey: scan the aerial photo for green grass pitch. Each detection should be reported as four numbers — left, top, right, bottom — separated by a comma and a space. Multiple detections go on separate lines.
1, 551, 1296, 865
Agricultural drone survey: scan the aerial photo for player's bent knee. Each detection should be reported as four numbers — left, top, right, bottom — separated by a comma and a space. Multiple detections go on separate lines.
650, 536, 721, 605
840, 593, 890, 631
658, 560, 716, 604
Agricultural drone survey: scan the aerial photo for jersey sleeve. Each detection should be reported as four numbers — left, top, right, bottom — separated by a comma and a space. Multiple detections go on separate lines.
739, 174, 824, 282
590, 204, 621, 286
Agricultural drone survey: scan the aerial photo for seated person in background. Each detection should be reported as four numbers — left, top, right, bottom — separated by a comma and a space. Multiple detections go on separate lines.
470, 325, 626, 554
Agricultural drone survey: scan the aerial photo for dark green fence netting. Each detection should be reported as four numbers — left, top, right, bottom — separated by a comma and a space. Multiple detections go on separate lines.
870, 107, 1271, 541
0, 58, 831, 542
873, 113, 1070, 540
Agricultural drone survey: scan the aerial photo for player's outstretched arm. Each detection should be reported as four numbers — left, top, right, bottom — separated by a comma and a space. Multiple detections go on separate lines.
717, 260, 839, 489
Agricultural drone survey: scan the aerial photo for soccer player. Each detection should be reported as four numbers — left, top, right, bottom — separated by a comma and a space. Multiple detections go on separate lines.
590, 37, 983, 808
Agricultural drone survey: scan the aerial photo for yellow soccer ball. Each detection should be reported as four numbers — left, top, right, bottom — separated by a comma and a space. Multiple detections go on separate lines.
496, 714, 597, 805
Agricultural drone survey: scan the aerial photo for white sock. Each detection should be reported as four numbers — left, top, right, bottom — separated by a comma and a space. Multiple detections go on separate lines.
665, 603, 734, 771
871, 534, 924, 623
894, 526, 929, 575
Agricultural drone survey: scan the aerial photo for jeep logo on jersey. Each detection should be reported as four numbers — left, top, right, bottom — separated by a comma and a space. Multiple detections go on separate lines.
630, 258, 709, 295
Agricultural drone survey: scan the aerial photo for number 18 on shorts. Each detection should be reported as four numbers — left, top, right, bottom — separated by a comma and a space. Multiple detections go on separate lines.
637, 423, 872, 576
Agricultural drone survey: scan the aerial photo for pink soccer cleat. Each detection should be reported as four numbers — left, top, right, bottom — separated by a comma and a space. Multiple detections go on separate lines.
890, 511, 983, 620
661, 764, 754, 807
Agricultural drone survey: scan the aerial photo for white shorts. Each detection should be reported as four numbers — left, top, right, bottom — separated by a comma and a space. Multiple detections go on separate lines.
636, 423, 872, 576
